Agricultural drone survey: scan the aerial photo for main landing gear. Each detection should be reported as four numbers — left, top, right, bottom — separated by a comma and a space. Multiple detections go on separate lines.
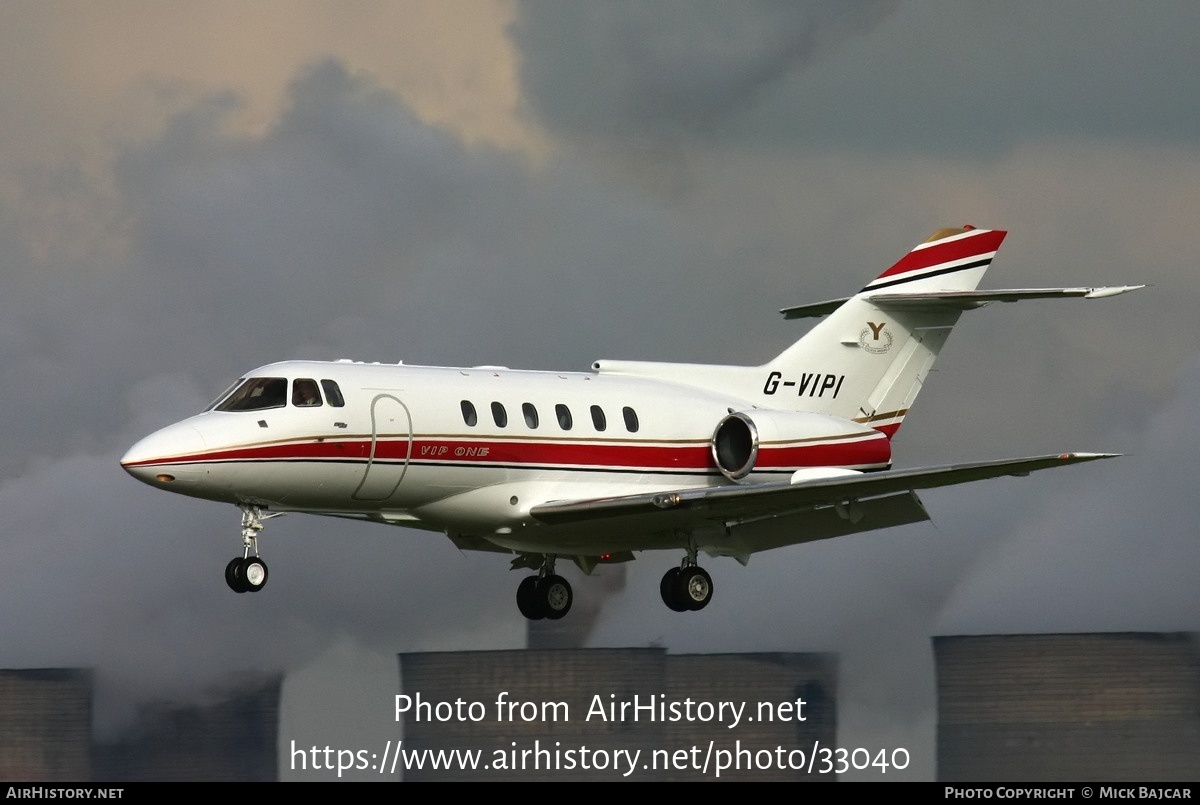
660, 555, 713, 613
225, 504, 280, 594
511, 553, 713, 618
515, 556, 573, 621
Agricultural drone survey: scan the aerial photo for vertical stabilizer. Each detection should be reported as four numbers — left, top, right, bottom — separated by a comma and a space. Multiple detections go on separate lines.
762, 227, 1007, 437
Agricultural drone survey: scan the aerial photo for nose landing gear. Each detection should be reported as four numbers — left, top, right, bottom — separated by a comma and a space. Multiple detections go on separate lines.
224, 504, 280, 594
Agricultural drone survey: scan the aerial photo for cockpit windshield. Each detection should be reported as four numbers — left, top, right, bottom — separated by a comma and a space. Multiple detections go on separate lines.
203, 379, 243, 412
214, 377, 288, 412
205, 375, 346, 413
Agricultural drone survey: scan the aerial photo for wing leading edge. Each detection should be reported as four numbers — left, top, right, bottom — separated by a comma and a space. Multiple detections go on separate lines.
529, 453, 1117, 528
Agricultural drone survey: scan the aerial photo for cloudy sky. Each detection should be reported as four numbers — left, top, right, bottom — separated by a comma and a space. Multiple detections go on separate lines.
1, 1, 1196, 780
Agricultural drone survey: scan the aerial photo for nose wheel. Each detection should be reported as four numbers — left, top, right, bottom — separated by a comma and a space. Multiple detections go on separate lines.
225, 555, 269, 593
224, 504, 279, 594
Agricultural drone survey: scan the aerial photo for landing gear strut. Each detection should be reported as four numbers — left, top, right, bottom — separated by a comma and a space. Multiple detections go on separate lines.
225, 504, 279, 594
515, 555, 573, 620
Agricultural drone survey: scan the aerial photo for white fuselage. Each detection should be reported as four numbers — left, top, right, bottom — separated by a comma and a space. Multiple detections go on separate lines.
121, 359, 891, 554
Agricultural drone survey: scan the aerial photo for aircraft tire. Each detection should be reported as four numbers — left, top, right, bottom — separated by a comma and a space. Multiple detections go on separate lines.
241, 557, 269, 592
660, 568, 688, 612
516, 575, 545, 620
677, 566, 713, 611
225, 557, 248, 593
540, 575, 573, 620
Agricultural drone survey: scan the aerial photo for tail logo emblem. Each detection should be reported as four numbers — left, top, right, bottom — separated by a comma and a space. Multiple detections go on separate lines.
859, 321, 893, 354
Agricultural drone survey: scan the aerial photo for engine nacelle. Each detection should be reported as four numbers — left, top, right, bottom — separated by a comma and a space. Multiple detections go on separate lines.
710, 409, 891, 481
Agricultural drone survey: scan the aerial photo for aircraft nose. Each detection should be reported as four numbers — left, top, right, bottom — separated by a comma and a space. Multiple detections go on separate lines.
120, 422, 207, 486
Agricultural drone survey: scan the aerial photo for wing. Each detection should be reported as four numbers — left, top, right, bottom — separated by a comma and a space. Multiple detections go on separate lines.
529, 453, 1115, 559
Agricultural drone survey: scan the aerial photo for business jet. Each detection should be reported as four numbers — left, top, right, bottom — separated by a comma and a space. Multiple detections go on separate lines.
121, 226, 1140, 620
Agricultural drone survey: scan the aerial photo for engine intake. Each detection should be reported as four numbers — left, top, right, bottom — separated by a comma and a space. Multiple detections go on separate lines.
712, 413, 758, 480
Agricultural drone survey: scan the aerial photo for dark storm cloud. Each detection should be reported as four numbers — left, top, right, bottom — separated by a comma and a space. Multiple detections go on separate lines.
111, 57, 746, 375
113, 62, 478, 361
774, 2, 1200, 153
514, 2, 1200, 154
512, 1, 895, 141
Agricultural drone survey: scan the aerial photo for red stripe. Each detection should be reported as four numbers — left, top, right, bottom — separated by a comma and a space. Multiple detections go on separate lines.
755, 437, 891, 469
128, 434, 891, 471
127, 439, 709, 468
410, 440, 710, 468
875, 229, 1006, 281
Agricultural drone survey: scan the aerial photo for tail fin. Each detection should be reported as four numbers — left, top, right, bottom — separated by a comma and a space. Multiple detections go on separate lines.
764, 227, 1007, 437
595, 226, 1136, 439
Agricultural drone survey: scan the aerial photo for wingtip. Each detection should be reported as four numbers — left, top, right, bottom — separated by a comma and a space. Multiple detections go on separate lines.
1060, 451, 1122, 461
1083, 285, 1146, 299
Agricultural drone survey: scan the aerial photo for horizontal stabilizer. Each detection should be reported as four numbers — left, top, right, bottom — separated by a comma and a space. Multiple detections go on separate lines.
780, 286, 1144, 319
779, 297, 853, 319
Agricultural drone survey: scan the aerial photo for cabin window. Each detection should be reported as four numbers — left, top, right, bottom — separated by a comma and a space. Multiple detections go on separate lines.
522, 402, 539, 429
292, 378, 322, 407
622, 406, 639, 433
321, 379, 345, 407
461, 400, 478, 427
215, 377, 287, 412
555, 404, 573, 430
590, 405, 607, 432
491, 401, 508, 427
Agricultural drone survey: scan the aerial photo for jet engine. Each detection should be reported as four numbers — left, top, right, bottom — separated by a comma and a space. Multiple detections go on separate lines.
710, 409, 890, 481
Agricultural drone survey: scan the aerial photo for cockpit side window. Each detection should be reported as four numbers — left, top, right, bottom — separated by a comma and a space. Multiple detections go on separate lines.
215, 377, 288, 412
320, 379, 345, 407
292, 379, 322, 407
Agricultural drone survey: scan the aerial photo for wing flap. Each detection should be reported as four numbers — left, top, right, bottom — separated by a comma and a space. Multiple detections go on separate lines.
709, 491, 931, 561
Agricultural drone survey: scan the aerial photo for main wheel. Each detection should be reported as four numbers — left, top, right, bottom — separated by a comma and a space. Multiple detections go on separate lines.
539, 575, 573, 620
660, 567, 687, 612
677, 566, 713, 611
516, 575, 545, 620
225, 557, 248, 593
241, 557, 269, 592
